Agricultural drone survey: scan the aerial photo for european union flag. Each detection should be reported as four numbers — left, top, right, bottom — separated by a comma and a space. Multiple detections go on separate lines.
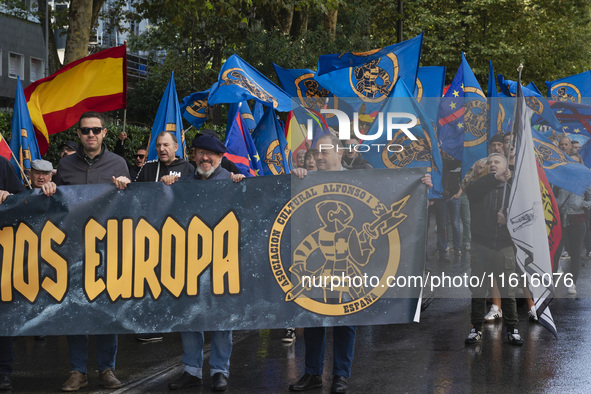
498, 74, 562, 131
546, 70, 591, 103
228, 101, 257, 133
548, 101, 591, 137
437, 53, 487, 177
180, 89, 212, 130
148, 72, 185, 161
224, 107, 264, 177
361, 78, 443, 198
315, 33, 423, 102
415, 66, 446, 123
208, 54, 292, 112
251, 107, 291, 175
9, 77, 41, 184
532, 126, 591, 195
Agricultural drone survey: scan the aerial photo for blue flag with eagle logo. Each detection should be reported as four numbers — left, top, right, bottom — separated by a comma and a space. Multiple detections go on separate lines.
251, 107, 292, 175
180, 88, 211, 130
314, 33, 423, 119
9, 76, 41, 183
208, 54, 292, 112
147, 72, 185, 161
546, 70, 591, 103
436, 53, 488, 177
360, 78, 443, 198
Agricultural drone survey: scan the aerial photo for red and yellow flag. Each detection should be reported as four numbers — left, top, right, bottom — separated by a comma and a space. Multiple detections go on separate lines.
24, 45, 127, 154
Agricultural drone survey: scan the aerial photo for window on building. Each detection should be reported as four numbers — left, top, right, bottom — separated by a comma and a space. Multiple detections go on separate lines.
30, 57, 45, 82
9, 52, 25, 80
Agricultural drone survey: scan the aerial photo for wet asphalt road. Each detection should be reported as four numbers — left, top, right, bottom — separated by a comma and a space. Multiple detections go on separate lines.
7, 231, 591, 393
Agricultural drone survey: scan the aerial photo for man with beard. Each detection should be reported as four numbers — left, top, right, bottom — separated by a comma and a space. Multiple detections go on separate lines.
162, 133, 243, 391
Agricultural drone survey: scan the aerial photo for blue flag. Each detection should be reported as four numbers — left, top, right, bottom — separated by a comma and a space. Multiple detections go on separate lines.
228, 101, 257, 133
546, 70, 591, 103
251, 107, 292, 175
148, 72, 185, 161
532, 126, 591, 195
9, 77, 41, 183
437, 53, 487, 177
224, 107, 264, 177
487, 61, 501, 143
360, 78, 443, 198
498, 74, 562, 131
414, 66, 446, 122
315, 33, 423, 102
208, 54, 292, 112
273, 64, 355, 127
180, 89, 212, 130
253, 101, 264, 125
579, 138, 591, 168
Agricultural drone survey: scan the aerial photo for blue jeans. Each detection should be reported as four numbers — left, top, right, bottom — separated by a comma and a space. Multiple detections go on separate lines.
0, 337, 13, 375
181, 331, 232, 378
67, 335, 117, 374
304, 326, 356, 378
435, 198, 461, 252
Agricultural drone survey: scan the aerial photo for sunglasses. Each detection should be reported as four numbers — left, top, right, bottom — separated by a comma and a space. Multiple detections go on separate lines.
79, 127, 104, 135
136, 154, 145, 159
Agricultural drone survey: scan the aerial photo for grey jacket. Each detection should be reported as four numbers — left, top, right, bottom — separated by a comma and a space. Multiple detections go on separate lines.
555, 187, 591, 215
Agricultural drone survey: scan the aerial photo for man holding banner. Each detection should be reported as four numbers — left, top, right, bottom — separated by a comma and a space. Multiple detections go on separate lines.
55, 112, 129, 392
165, 133, 243, 391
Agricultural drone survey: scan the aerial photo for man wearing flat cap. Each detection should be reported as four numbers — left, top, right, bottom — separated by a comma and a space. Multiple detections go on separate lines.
30, 159, 55, 190
164, 133, 243, 392
191, 130, 240, 175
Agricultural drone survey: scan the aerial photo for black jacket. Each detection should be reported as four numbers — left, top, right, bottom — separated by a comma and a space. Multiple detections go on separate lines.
135, 158, 195, 182
0, 156, 26, 193
465, 173, 514, 250
55, 144, 130, 185
342, 155, 373, 170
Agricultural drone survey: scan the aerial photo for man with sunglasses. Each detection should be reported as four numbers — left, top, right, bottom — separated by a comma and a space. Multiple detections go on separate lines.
54, 112, 129, 391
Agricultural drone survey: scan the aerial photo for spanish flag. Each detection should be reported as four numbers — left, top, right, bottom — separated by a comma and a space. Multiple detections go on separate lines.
0, 135, 11, 161
24, 45, 127, 154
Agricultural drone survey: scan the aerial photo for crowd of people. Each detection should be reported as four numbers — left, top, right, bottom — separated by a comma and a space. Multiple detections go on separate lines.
0, 110, 588, 393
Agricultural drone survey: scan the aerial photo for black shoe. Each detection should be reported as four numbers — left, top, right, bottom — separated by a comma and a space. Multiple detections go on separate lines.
289, 374, 323, 391
168, 372, 202, 390
211, 372, 228, 392
0, 375, 11, 391
331, 376, 348, 393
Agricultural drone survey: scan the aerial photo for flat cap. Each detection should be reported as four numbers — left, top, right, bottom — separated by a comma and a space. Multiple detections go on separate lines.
31, 159, 54, 172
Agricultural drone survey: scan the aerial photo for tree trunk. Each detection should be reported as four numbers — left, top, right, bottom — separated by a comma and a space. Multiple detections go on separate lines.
324, 8, 338, 41
290, 5, 308, 39
277, 3, 294, 35
64, 0, 93, 65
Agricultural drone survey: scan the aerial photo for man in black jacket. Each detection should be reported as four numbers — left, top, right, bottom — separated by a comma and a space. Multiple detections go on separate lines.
464, 152, 523, 346
55, 111, 129, 392
133, 132, 194, 183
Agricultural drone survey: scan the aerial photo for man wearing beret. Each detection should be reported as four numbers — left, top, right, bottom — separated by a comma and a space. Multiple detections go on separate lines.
162, 133, 243, 391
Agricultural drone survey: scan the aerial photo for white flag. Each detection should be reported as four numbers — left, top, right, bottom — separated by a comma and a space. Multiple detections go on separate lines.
506, 82, 557, 336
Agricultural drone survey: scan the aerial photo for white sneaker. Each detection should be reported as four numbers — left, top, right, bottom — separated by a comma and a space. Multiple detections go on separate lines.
568, 284, 577, 295
484, 304, 502, 321
528, 305, 538, 321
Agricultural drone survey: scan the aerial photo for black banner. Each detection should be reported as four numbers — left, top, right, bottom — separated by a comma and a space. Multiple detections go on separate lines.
0, 168, 427, 336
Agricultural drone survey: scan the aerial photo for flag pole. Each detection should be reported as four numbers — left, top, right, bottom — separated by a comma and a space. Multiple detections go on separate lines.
0, 132, 32, 189
501, 63, 523, 211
